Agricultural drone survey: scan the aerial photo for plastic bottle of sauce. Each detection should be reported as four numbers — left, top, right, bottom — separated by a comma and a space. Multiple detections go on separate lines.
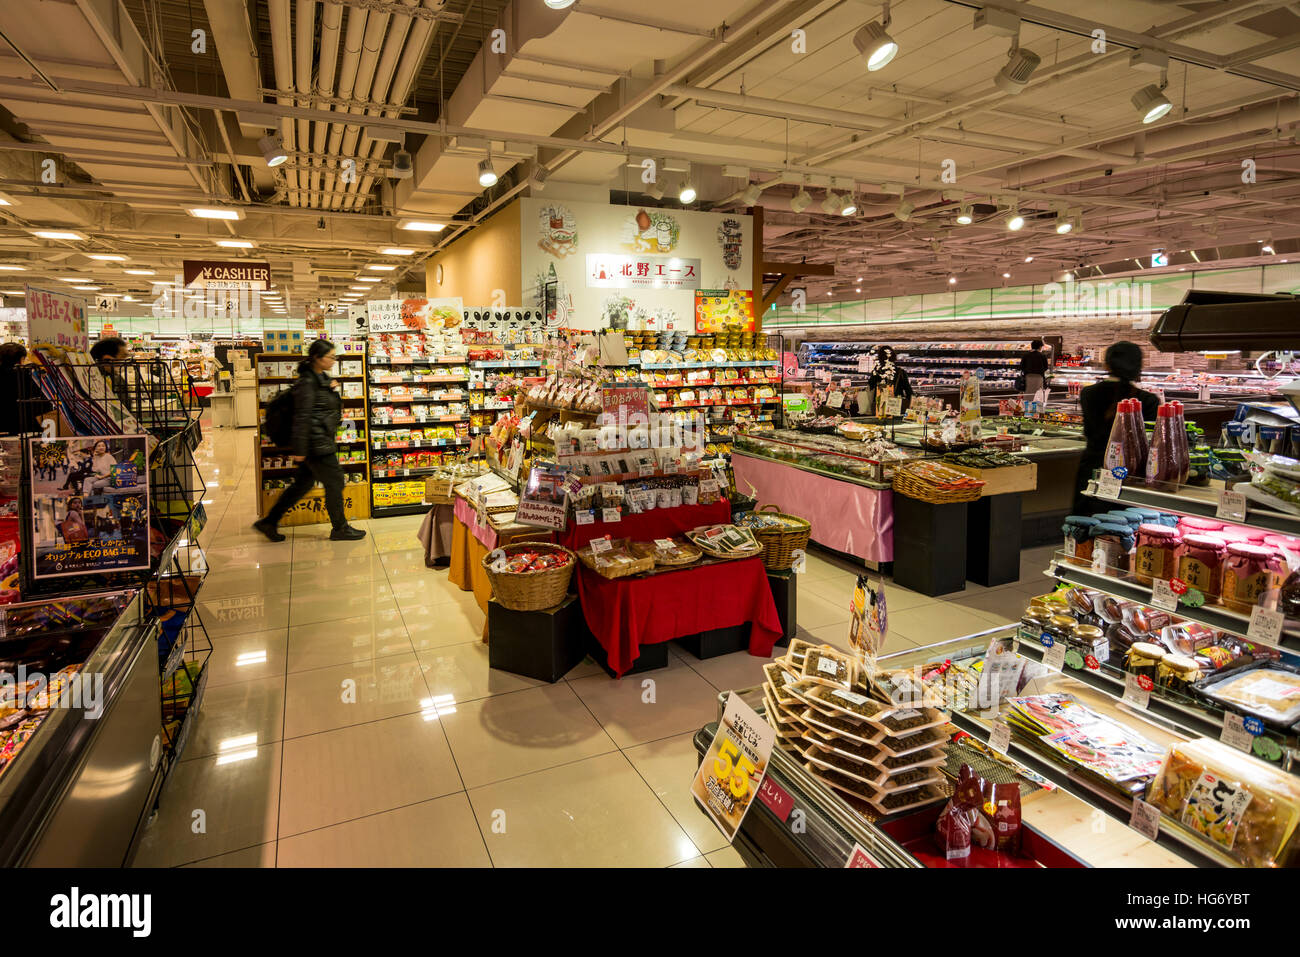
1104, 399, 1143, 477
1170, 401, 1190, 485
1144, 405, 1178, 488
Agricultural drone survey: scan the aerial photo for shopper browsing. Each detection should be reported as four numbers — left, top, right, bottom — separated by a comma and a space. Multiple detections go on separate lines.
1020, 339, 1049, 396
90, 336, 132, 404
253, 339, 365, 542
1072, 341, 1160, 514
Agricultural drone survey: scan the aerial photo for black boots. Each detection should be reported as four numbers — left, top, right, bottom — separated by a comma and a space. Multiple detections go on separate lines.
329, 525, 366, 541
252, 519, 286, 542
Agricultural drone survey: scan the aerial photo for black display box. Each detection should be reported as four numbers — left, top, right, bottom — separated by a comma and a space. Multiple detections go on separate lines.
767, 569, 796, 645
891, 496, 969, 596
675, 624, 750, 659
966, 493, 1022, 587
585, 630, 670, 678
487, 596, 589, 683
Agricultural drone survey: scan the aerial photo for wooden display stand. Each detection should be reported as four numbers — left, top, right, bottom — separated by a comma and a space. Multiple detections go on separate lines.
252, 352, 371, 525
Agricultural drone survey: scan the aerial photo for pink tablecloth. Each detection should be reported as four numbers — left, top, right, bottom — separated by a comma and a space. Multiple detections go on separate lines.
732, 452, 893, 562
453, 496, 503, 550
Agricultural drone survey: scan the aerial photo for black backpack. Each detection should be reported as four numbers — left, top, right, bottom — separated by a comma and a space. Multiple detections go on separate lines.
264, 388, 295, 448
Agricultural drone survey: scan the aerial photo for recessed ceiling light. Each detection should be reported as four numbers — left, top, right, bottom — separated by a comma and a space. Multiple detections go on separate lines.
0, 265, 25, 271
124, 268, 155, 275
397, 220, 446, 232
31, 229, 87, 241
1024, 255, 1034, 263
349, 286, 369, 291
88, 253, 127, 261
544, 0, 576, 8
1002, 272, 1011, 278
365, 264, 397, 271
72, 285, 100, 291
187, 207, 244, 220
380, 248, 415, 256
216, 239, 256, 249
357, 276, 382, 283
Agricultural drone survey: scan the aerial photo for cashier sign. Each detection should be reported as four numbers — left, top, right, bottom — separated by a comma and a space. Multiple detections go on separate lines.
692, 694, 775, 843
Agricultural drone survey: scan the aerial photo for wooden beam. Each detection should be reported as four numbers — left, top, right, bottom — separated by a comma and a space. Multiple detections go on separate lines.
761, 273, 795, 314
750, 204, 764, 331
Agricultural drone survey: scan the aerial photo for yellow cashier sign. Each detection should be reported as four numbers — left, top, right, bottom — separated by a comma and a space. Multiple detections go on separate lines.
692, 694, 775, 843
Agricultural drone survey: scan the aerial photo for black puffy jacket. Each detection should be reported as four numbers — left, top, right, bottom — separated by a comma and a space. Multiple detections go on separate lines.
291, 366, 342, 457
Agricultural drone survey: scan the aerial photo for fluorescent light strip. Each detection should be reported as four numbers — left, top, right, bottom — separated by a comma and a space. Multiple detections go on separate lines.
187, 207, 244, 220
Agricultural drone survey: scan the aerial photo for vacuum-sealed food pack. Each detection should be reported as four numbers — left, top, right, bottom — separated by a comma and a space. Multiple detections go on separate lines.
1193, 662, 1300, 728
800, 646, 856, 689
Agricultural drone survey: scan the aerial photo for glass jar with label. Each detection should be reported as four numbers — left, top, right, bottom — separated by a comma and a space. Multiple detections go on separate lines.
1069, 623, 1107, 661
1157, 653, 1203, 695
1089, 522, 1134, 575
1220, 542, 1276, 613
1178, 515, 1223, 535
1061, 515, 1099, 566
1134, 523, 1183, 586
1177, 534, 1226, 601
1125, 641, 1167, 682
1045, 614, 1075, 646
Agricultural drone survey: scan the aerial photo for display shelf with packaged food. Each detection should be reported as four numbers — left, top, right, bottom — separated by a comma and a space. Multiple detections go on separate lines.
253, 352, 371, 526
800, 339, 1062, 398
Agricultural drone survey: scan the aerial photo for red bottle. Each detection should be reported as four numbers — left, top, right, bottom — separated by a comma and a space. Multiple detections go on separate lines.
1104, 398, 1143, 478
1170, 401, 1190, 485
1145, 405, 1178, 488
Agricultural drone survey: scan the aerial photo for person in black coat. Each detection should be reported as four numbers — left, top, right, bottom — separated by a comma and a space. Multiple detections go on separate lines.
1072, 341, 1160, 514
253, 339, 365, 541
1020, 338, 1049, 395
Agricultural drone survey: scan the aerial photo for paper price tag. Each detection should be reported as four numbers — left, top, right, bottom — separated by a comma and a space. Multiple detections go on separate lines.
1216, 489, 1247, 522
1095, 471, 1122, 500
988, 721, 1011, 755
856, 355, 871, 374
590, 536, 613, 555
1043, 641, 1067, 672
574, 509, 595, 525
1123, 673, 1152, 710
1031, 428, 1044, 436
655, 538, 676, 552
638, 462, 656, 477
1221, 712, 1255, 752
601, 507, 621, 523
826, 390, 844, 409
664, 460, 679, 474
884, 397, 903, 417
1248, 605, 1284, 644
1150, 579, 1179, 612
1129, 797, 1161, 842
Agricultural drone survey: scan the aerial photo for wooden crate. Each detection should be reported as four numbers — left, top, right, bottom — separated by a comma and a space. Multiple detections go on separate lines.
425, 476, 455, 504
947, 461, 1038, 496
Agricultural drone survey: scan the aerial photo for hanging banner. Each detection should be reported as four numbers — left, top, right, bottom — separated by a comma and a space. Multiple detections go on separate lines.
26, 285, 88, 352
363, 297, 464, 333
182, 260, 271, 290
694, 288, 756, 333
29, 435, 151, 578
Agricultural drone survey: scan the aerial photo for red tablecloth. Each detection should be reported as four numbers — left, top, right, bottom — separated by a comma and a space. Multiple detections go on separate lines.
556, 499, 731, 552
578, 556, 782, 677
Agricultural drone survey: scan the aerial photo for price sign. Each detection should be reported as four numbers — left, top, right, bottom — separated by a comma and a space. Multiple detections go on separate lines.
664, 459, 679, 475
574, 509, 595, 525
655, 538, 676, 552
1248, 605, 1284, 644
1150, 578, 1179, 611
1216, 489, 1247, 522
638, 462, 656, 477
1123, 673, 1152, 710
1129, 797, 1162, 841
1084, 653, 1102, 671
601, 507, 621, 523
1221, 711, 1255, 752
1095, 471, 1122, 500
691, 694, 775, 844
1043, 641, 1067, 672
989, 720, 1011, 755
840, 379, 852, 389
856, 355, 871, 374
826, 390, 844, 409
884, 397, 903, 417
844, 843, 882, 868
590, 536, 613, 555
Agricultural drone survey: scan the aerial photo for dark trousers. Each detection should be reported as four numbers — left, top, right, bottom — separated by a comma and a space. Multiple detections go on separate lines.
265, 453, 348, 530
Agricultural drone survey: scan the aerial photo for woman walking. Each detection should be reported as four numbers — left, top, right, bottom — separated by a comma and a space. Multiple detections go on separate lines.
253, 339, 365, 541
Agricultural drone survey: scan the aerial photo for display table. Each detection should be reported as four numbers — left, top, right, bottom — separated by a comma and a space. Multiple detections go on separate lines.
447, 496, 541, 636
577, 556, 782, 677
732, 452, 893, 562
555, 499, 732, 552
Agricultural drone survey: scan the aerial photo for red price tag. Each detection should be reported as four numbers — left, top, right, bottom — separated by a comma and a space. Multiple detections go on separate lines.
757, 777, 794, 822
1169, 578, 1188, 595
1137, 675, 1154, 691
1084, 654, 1101, 671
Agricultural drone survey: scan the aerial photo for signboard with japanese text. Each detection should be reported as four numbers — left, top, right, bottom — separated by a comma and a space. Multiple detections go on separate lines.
691, 693, 775, 843
26, 285, 88, 352
586, 254, 702, 290
182, 259, 271, 290
694, 288, 755, 332
599, 384, 650, 422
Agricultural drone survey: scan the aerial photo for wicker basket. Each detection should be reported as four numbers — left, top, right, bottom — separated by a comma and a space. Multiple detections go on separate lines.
482, 542, 576, 611
742, 505, 812, 571
576, 544, 655, 579
686, 529, 765, 562
891, 463, 985, 504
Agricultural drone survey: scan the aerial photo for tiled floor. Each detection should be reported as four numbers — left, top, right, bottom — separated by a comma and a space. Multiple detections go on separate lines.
133, 422, 1057, 868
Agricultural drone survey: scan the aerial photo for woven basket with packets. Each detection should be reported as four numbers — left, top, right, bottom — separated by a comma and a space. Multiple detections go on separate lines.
686, 524, 764, 561
736, 505, 811, 570
482, 542, 576, 611
891, 460, 985, 504
629, 538, 703, 567
576, 538, 655, 579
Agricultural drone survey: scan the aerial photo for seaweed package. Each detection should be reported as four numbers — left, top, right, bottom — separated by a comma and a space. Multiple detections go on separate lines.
800, 645, 856, 689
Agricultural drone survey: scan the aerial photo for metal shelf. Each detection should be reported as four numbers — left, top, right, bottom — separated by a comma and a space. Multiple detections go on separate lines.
1088, 477, 1300, 537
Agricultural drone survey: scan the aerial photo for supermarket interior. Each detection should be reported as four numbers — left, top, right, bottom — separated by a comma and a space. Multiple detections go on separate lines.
3, 0, 1300, 882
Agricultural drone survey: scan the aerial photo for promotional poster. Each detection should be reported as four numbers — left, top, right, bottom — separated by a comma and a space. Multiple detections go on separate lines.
29, 436, 150, 579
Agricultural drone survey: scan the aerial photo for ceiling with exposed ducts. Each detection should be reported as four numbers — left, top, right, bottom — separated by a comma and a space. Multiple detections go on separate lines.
0, 0, 1297, 312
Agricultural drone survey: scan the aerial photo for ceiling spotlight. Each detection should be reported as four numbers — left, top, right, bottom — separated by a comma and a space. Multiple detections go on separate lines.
1132, 84, 1173, 124
477, 158, 498, 188
955, 204, 973, 225
853, 20, 899, 72
544, 0, 575, 8
258, 133, 288, 167
790, 187, 812, 213
1006, 208, 1025, 231
391, 150, 413, 180
840, 196, 857, 216
821, 192, 841, 214
1002, 272, 1011, 278
529, 164, 549, 191
893, 200, 914, 222
1024, 255, 1034, 263
948, 276, 957, 285
678, 176, 697, 205
1054, 213, 1073, 234
994, 46, 1041, 94
739, 182, 762, 206
645, 179, 666, 201
1263, 242, 1276, 254
1063, 271, 1074, 281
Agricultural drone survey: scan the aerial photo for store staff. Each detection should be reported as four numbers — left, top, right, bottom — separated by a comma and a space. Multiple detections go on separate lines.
1020, 339, 1049, 396
1073, 340, 1160, 514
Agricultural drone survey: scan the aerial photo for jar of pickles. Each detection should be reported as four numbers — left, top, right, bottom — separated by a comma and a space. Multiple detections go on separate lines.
1176, 534, 1226, 601
1157, 653, 1203, 694
1089, 522, 1134, 575
1125, 641, 1167, 682
1070, 623, 1107, 662
1134, 523, 1182, 586
1062, 515, 1099, 566
1220, 542, 1277, 613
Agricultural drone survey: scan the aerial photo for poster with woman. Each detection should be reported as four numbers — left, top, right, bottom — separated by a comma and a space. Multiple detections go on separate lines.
28, 435, 150, 578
